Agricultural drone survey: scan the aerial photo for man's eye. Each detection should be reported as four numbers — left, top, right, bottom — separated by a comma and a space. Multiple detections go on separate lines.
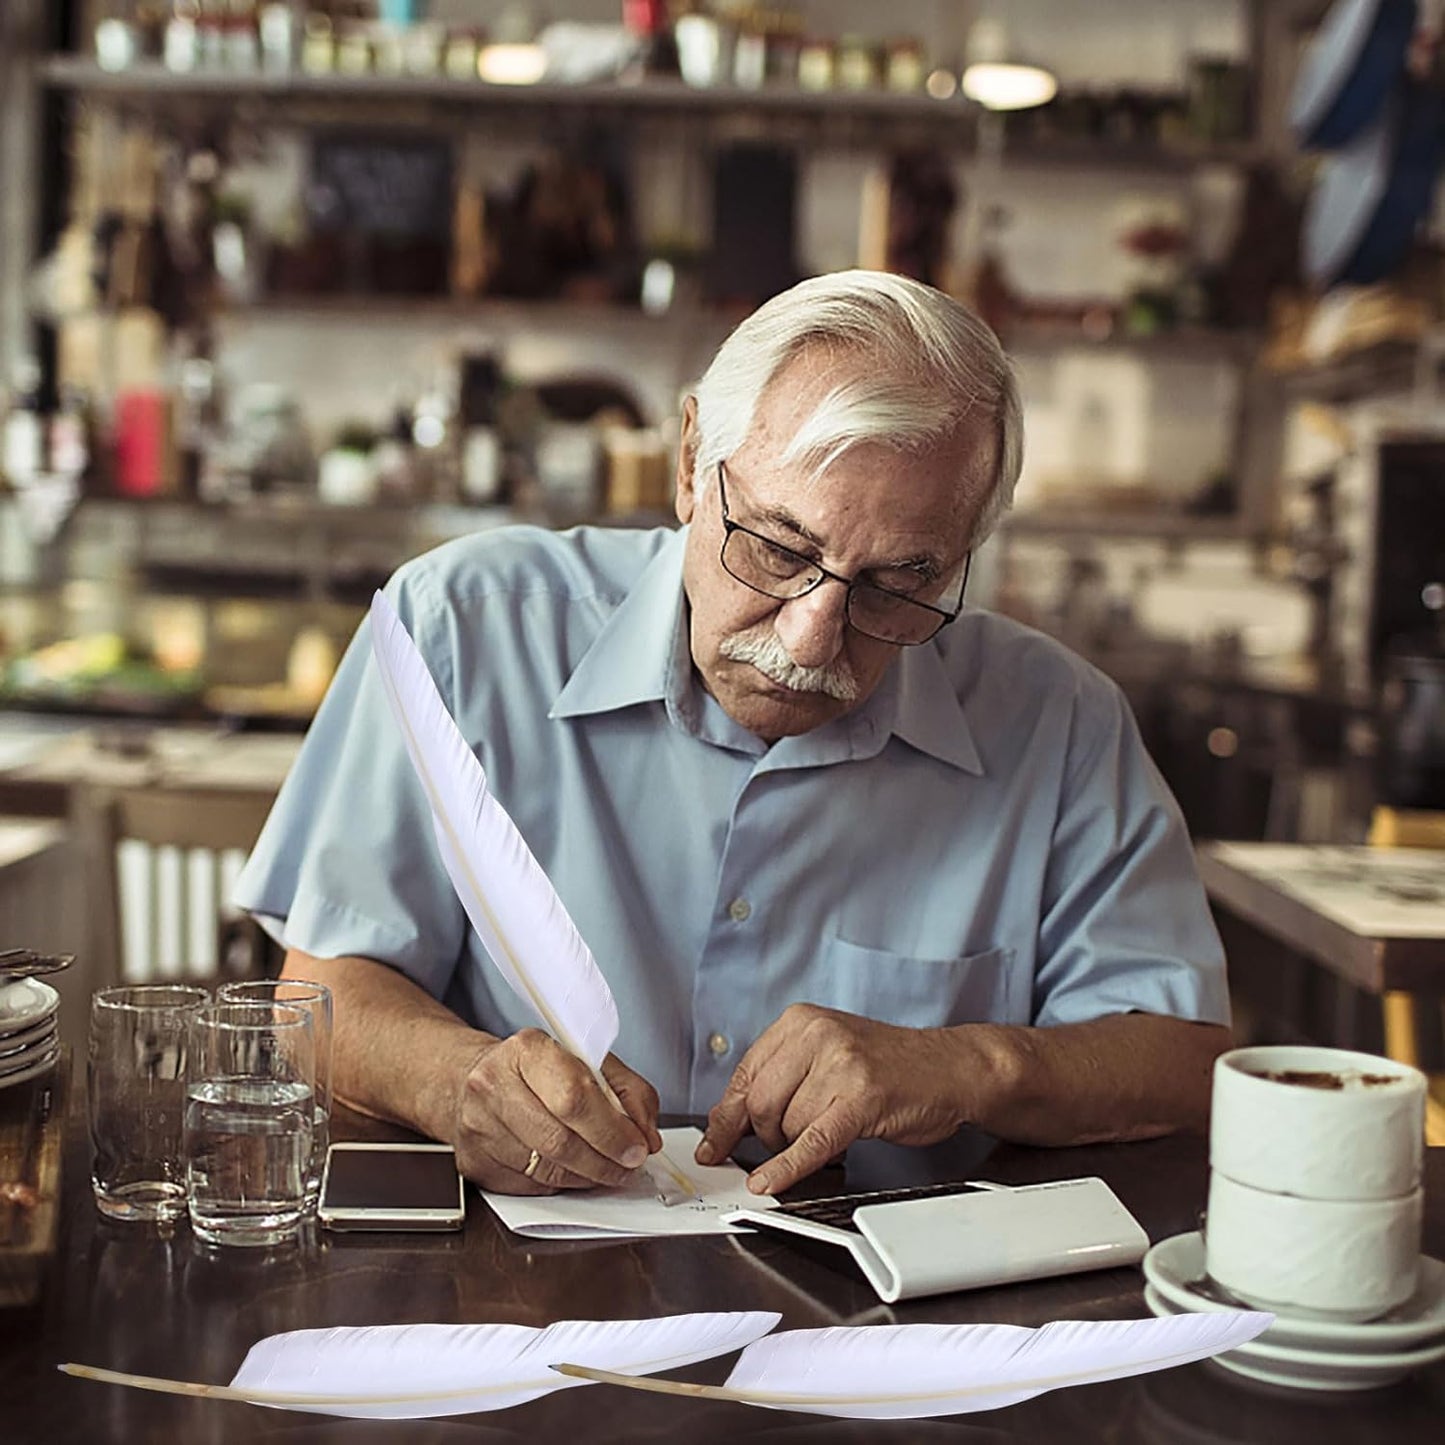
868, 574, 929, 599
755, 539, 806, 577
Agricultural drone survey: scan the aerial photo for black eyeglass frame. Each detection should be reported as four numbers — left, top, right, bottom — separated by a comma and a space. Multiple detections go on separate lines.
715, 459, 971, 646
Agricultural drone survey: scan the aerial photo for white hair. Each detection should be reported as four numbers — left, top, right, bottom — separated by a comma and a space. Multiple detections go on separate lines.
690, 270, 1023, 547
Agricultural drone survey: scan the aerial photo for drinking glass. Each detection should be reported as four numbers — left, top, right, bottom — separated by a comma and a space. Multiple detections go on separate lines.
88, 984, 210, 1222
184, 1000, 315, 1247
218, 978, 333, 1204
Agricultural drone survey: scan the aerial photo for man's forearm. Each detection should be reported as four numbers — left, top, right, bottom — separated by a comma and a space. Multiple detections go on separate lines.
281, 949, 494, 1147
949, 1013, 1232, 1146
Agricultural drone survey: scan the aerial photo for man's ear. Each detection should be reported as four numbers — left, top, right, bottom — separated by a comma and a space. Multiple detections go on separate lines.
674, 396, 700, 525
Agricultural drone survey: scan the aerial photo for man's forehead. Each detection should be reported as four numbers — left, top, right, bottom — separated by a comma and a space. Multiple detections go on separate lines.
728, 453, 969, 573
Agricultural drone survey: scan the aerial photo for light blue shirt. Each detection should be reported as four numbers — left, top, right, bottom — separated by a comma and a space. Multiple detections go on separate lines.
235, 524, 1228, 1116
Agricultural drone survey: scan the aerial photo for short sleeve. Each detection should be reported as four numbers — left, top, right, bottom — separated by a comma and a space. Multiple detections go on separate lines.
232, 564, 468, 1001
1032, 672, 1230, 1029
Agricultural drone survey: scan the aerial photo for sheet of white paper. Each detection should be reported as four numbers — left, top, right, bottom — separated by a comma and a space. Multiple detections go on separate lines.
479, 1127, 780, 1239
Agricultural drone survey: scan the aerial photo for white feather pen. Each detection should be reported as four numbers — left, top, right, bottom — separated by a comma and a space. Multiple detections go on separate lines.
553, 1310, 1275, 1419
367, 590, 700, 1199
60, 1312, 781, 1420
369, 588, 617, 1071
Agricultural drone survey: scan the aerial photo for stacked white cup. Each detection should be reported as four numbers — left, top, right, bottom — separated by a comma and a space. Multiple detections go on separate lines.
1206, 1044, 1427, 1322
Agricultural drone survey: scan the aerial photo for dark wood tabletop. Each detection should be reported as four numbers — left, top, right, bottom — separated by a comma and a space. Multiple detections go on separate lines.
3, 1058, 1443, 1444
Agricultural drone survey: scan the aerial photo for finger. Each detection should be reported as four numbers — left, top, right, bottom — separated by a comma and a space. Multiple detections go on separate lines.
696, 1075, 753, 1165
453, 1108, 594, 1194
455, 1034, 624, 1188
746, 1101, 864, 1195
484, 1154, 595, 1195
519, 1051, 651, 1183
601, 1055, 663, 1153
696, 1029, 789, 1164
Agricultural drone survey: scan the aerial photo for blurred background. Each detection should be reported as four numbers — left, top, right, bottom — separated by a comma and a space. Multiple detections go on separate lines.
0, 2, 1442, 1075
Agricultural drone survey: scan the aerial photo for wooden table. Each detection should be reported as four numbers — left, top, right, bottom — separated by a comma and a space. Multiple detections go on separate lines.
1198, 842, 1445, 1143
2, 1060, 1443, 1444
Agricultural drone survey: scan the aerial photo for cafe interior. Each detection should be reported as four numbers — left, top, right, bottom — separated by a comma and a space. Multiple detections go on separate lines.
1, 0, 1444, 1438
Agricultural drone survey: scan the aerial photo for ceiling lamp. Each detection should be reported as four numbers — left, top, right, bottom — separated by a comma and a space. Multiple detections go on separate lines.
961, 18, 1058, 111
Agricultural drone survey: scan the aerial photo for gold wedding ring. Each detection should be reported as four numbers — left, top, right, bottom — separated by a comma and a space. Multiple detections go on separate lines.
523, 1148, 542, 1179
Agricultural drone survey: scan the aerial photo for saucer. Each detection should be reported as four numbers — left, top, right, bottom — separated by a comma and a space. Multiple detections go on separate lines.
1145, 1284, 1445, 1391
1143, 1231, 1445, 1353
0, 1026, 57, 1073
0, 977, 59, 1037
0, 1015, 57, 1058
0, 1043, 59, 1092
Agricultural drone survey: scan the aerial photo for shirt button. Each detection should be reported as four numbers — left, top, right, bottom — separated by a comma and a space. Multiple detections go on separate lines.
727, 897, 752, 923
708, 1032, 731, 1057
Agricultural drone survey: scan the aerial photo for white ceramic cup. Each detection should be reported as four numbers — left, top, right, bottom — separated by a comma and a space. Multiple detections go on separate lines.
1210, 1045, 1426, 1201
1205, 1170, 1422, 1321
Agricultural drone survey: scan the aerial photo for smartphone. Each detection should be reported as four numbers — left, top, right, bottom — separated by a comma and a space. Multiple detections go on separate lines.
318, 1142, 466, 1232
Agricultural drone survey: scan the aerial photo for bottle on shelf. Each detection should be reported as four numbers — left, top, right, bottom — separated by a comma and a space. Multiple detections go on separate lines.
49, 386, 94, 487
458, 352, 505, 506
223, 0, 261, 71
622, 0, 679, 78
164, 1, 202, 72
258, 2, 300, 72
1, 360, 47, 487
197, 0, 228, 67
372, 402, 419, 502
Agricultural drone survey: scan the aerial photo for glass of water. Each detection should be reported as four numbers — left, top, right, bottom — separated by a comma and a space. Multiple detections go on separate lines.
217, 979, 333, 1205
184, 1001, 315, 1247
89, 984, 211, 1222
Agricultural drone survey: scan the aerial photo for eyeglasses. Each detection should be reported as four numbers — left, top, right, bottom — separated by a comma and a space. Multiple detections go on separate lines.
715, 460, 970, 647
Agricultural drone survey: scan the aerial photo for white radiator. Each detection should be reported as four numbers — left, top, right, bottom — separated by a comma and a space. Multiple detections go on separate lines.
116, 843, 251, 983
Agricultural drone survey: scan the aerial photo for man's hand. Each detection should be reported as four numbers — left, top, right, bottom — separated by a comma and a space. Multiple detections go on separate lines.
453, 1028, 663, 1194
695, 1004, 969, 1195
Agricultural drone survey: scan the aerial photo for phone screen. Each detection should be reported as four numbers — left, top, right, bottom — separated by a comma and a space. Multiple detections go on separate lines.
320, 1145, 464, 1223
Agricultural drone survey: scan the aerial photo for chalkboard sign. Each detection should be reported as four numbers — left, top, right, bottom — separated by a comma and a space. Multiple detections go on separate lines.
306, 133, 454, 241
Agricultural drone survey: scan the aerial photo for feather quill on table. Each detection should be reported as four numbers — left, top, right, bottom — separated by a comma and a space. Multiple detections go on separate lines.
367, 590, 702, 1200
554, 1310, 1275, 1418
61, 1312, 781, 1419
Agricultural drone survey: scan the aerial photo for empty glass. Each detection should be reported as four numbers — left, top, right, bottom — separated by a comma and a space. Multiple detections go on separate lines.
184, 1000, 315, 1247
218, 978, 333, 1204
88, 984, 210, 1222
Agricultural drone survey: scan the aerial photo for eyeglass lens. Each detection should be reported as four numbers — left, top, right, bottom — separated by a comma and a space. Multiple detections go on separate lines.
721, 530, 948, 644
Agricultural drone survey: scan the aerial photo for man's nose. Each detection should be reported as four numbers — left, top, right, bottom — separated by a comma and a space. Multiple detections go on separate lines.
773, 579, 848, 669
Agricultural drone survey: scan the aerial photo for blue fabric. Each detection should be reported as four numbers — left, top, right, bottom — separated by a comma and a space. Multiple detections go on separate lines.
235, 524, 1229, 1116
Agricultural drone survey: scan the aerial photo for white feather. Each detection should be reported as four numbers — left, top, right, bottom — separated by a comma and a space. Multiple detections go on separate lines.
368, 590, 619, 1070
713, 1311, 1274, 1418
59, 1312, 780, 1420
227, 1311, 777, 1419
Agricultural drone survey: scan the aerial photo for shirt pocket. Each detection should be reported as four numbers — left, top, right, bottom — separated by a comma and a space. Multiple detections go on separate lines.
817, 936, 1020, 1029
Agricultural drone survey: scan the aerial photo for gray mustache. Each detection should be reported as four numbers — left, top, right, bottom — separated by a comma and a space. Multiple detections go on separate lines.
720, 631, 859, 701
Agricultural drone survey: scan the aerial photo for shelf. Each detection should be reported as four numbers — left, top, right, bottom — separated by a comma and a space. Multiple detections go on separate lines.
220, 300, 1261, 362
38, 58, 1262, 169
1008, 323, 1262, 364
1001, 510, 1248, 541
1269, 341, 1423, 404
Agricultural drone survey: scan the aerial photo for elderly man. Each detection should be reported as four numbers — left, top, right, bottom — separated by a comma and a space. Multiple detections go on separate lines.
236, 270, 1230, 1198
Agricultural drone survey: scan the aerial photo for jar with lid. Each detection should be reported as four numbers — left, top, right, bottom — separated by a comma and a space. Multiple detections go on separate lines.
836, 35, 879, 91
300, 11, 334, 74
797, 37, 833, 91
885, 38, 924, 93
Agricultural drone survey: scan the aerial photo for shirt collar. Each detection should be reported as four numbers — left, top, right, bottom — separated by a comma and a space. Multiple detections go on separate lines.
549, 528, 687, 721
550, 527, 983, 775
887, 627, 983, 774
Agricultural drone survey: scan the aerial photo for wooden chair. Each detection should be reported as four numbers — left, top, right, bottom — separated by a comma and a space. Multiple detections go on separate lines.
71, 781, 278, 993
1368, 806, 1445, 1145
